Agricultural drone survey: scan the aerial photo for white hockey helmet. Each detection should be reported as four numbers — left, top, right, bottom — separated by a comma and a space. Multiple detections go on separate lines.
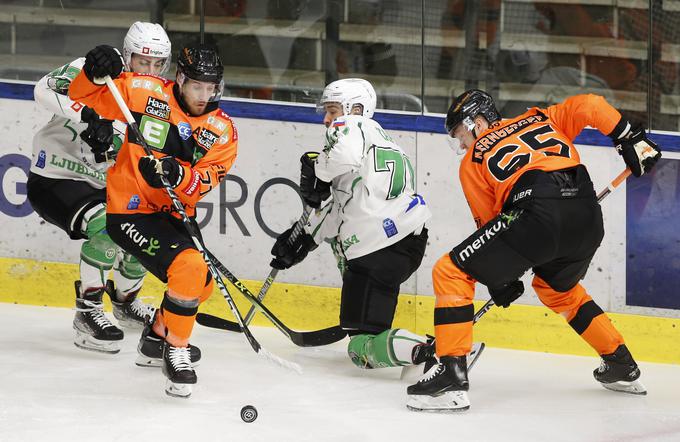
123, 22, 172, 75
318, 78, 377, 118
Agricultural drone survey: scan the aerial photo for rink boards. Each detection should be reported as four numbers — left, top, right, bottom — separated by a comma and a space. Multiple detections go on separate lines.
0, 81, 678, 364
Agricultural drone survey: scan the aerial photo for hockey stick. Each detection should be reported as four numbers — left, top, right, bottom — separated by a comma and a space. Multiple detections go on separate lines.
597, 167, 632, 203
242, 205, 314, 325
197, 249, 348, 347
103, 76, 301, 374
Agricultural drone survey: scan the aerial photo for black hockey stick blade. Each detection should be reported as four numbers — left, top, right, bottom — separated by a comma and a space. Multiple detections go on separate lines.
196, 312, 346, 347
196, 312, 242, 332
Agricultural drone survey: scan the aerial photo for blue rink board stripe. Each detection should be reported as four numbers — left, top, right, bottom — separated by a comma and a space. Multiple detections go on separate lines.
3, 80, 679, 151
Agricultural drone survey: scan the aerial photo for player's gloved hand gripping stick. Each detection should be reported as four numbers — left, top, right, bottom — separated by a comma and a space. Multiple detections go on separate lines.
103, 75, 301, 374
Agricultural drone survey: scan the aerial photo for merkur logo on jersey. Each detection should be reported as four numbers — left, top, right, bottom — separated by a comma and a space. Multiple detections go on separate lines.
457, 218, 507, 262
120, 222, 151, 249
145, 97, 170, 120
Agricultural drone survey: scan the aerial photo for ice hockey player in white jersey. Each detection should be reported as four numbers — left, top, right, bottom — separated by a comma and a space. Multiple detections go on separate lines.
27, 22, 171, 354
270, 78, 439, 370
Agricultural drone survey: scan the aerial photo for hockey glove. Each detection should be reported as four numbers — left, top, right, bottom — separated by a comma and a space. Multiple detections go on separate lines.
299, 152, 331, 209
488, 280, 524, 308
80, 106, 114, 158
83, 45, 124, 85
611, 123, 662, 177
270, 225, 318, 270
138, 156, 184, 189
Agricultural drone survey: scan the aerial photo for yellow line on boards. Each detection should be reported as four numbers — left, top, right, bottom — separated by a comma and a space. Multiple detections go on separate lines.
1, 257, 677, 364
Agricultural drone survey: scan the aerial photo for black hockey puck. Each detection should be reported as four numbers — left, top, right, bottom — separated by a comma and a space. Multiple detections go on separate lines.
240, 405, 258, 423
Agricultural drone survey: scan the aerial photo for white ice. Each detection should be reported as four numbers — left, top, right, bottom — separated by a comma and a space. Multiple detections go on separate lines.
1, 303, 679, 442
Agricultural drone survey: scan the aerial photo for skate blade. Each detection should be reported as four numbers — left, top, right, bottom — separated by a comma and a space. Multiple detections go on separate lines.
406, 390, 470, 412
165, 380, 192, 398
135, 355, 162, 368
73, 330, 120, 354
400, 341, 485, 380
601, 379, 647, 395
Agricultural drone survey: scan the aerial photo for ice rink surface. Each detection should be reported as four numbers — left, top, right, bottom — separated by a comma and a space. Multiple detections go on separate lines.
1, 303, 679, 442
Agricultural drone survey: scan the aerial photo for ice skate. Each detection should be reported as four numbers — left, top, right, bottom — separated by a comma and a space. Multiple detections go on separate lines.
73, 281, 124, 354
136, 313, 201, 367
402, 340, 485, 380
162, 342, 197, 398
406, 355, 470, 412
594, 344, 647, 395
107, 280, 155, 329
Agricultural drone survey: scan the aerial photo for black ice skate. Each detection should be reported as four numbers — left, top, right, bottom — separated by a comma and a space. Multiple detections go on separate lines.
406, 355, 470, 412
594, 344, 647, 395
107, 280, 156, 329
73, 281, 124, 354
136, 314, 201, 368
402, 340, 485, 380
162, 341, 197, 398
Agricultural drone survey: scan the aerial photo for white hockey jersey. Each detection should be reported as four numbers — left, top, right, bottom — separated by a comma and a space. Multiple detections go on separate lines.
306, 115, 431, 260
30, 58, 125, 189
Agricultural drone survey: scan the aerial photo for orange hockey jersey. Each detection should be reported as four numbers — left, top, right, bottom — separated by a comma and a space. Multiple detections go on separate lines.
69, 72, 237, 218
459, 94, 621, 227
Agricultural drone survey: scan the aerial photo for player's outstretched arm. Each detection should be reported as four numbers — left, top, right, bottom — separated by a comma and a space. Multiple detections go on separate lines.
68, 45, 127, 122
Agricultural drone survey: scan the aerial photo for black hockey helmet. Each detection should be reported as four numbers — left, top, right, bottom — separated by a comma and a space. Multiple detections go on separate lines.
176, 43, 224, 108
445, 89, 501, 135
177, 43, 223, 84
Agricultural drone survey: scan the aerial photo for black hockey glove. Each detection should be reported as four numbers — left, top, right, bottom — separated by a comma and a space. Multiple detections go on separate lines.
83, 45, 124, 85
270, 225, 318, 270
299, 152, 331, 209
488, 280, 524, 308
138, 155, 184, 189
611, 123, 662, 178
79, 106, 114, 158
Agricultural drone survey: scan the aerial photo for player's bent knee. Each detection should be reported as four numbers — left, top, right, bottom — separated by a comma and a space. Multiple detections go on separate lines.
81, 211, 117, 269
167, 249, 209, 299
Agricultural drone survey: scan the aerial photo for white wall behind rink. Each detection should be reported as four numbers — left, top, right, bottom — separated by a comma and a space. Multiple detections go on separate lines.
0, 97, 627, 312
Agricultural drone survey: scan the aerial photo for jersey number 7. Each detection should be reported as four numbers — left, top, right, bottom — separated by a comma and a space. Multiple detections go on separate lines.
373, 146, 415, 200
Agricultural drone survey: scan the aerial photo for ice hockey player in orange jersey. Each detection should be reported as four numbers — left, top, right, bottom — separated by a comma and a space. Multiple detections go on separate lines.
69, 43, 237, 398
406, 90, 661, 412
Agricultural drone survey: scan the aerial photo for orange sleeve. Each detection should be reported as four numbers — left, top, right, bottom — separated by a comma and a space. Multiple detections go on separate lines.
68, 71, 131, 121
543, 94, 622, 141
459, 159, 496, 228
173, 121, 238, 207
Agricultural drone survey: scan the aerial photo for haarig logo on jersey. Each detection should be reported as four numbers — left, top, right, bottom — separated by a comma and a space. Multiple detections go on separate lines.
145, 96, 170, 120
197, 128, 219, 149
